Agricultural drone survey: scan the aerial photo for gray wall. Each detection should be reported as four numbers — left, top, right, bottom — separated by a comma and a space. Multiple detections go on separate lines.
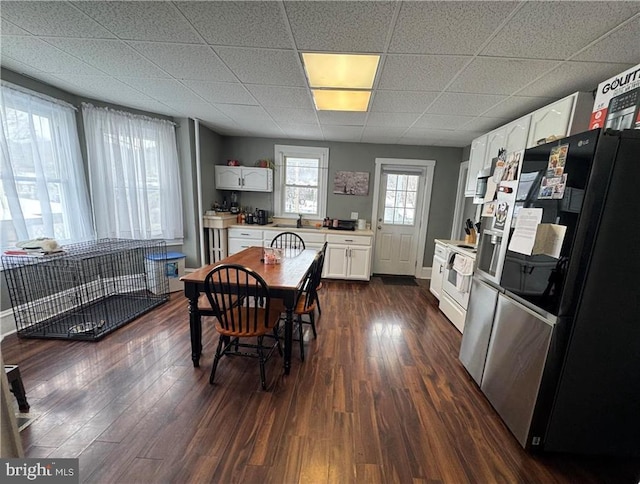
217, 136, 463, 266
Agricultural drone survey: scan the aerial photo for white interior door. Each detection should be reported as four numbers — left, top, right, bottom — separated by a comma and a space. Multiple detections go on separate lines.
373, 169, 424, 275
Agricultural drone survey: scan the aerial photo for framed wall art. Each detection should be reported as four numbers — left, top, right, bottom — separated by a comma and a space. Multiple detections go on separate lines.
333, 171, 369, 196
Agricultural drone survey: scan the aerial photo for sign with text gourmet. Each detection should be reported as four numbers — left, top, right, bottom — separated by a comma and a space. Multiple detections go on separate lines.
589, 63, 640, 130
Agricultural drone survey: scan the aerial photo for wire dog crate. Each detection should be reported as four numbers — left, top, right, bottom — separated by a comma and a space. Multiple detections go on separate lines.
1, 239, 170, 341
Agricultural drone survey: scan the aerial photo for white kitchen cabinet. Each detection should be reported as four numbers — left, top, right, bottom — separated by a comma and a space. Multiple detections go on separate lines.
504, 115, 531, 154
228, 227, 263, 255
526, 92, 592, 149
215, 166, 273, 192
325, 234, 372, 280
465, 134, 488, 196
484, 127, 506, 168
429, 241, 447, 299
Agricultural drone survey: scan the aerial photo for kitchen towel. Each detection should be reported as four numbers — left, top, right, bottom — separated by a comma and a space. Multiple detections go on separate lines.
453, 254, 474, 293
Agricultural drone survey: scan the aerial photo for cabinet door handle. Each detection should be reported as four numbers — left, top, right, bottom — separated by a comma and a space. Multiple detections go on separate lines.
242, 177, 245, 186
439, 266, 443, 273
238, 177, 242, 186
344, 239, 353, 242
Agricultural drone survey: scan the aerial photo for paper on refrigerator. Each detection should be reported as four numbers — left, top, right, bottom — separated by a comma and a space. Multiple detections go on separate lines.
508, 208, 567, 258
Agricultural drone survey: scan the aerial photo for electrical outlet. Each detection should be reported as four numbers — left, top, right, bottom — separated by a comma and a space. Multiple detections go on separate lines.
350, 212, 358, 220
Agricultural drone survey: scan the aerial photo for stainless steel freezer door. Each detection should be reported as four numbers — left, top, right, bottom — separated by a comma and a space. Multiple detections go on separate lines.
480, 294, 554, 448
459, 278, 499, 385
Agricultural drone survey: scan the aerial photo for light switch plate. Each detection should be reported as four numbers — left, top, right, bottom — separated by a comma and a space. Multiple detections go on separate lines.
350, 212, 358, 220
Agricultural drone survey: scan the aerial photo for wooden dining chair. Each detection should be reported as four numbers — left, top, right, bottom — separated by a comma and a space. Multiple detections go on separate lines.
270, 231, 305, 250
293, 250, 324, 361
315, 242, 328, 316
203, 264, 282, 390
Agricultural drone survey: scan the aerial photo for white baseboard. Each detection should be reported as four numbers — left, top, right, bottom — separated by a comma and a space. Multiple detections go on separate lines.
0, 308, 16, 341
416, 267, 431, 279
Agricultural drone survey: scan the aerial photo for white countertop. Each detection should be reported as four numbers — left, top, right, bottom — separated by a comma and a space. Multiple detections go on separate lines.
435, 239, 477, 258
229, 223, 374, 236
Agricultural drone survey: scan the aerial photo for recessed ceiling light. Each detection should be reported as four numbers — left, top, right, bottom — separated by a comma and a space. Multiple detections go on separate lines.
311, 89, 371, 112
302, 53, 379, 89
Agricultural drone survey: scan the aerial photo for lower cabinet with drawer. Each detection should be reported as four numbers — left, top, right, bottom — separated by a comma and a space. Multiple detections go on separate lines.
325, 234, 372, 281
228, 228, 263, 255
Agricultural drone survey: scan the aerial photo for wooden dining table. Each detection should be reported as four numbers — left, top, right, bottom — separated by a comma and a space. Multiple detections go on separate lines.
180, 246, 318, 375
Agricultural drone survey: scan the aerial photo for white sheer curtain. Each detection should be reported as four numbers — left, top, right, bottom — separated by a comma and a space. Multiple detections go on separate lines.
0, 84, 94, 248
82, 104, 183, 240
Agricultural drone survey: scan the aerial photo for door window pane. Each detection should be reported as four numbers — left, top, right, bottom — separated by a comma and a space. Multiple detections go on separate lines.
383, 173, 419, 226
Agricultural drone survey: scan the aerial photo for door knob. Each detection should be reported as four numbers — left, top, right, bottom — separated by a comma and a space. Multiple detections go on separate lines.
378, 218, 382, 222
377, 226, 382, 230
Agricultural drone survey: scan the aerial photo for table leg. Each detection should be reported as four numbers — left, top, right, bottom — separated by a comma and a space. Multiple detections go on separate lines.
283, 293, 294, 375
188, 295, 202, 367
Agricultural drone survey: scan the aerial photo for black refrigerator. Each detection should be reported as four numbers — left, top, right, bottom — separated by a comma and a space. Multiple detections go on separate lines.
478, 128, 640, 455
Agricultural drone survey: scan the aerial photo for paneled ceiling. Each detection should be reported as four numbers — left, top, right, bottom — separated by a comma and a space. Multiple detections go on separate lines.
1, 1, 638, 147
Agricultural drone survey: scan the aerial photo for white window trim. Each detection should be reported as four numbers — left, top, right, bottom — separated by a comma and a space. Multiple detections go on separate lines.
273, 144, 329, 219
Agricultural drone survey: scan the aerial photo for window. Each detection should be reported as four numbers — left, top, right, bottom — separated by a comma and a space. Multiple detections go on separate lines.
0, 84, 94, 248
82, 104, 183, 240
383, 173, 419, 225
273, 145, 328, 218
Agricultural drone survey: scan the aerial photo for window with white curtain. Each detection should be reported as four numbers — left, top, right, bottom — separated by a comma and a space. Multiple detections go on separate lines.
0, 84, 94, 248
82, 104, 183, 240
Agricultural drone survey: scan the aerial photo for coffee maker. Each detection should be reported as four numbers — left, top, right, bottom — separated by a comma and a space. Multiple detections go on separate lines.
256, 209, 268, 225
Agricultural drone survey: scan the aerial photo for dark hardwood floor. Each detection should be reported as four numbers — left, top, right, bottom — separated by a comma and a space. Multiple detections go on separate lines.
2, 278, 639, 483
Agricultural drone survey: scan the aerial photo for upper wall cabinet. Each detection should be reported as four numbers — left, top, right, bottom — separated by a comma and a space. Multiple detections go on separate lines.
215, 166, 273, 192
465, 92, 592, 197
526, 92, 591, 148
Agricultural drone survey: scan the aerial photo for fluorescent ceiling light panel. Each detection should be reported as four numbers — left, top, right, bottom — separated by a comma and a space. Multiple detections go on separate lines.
312, 89, 371, 111
302, 53, 379, 89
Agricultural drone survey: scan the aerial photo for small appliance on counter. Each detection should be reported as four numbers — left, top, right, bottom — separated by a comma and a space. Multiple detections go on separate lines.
328, 219, 356, 231
256, 209, 268, 225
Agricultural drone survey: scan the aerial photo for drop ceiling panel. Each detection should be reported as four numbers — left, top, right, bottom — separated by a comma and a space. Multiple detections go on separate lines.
73, 1, 201, 43
1, 1, 637, 148
163, 101, 229, 122
284, 1, 396, 52
572, 16, 640, 64
213, 47, 305, 86
413, 114, 478, 130
515, 61, 635, 98
1, 19, 30, 36
390, 1, 520, 55
263, 106, 318, 124
481, 1, 640, 60
278, 123, 323, 140
1, 36, 106, 76
182, 80, 256, 105
127, 42, 237, 82
449, 57, 561, 95
118, 78, 205, 103
1, 1, 116, 39
366, 112, 420, 128
361, 126, 404, 144
176, 1, 292, 49
244, 85, 313, 109
43, 38, 170, 78
213, 104, 272, 121
481, 96, 556, 119
317, 111, 367, 126
459, 116, 511, 133
370, 91, 439, 113
428, 93, 507, 116
321, 125, 364, 141
52, 74, 155, 104
378, 55, 471, 91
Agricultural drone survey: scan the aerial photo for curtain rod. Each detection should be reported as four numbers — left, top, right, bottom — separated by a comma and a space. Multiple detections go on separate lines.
81, 102, 177, 127
1, 81, 77, 111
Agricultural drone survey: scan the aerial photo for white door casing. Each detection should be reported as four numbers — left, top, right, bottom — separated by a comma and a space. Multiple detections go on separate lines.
371, 158, 435, 277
